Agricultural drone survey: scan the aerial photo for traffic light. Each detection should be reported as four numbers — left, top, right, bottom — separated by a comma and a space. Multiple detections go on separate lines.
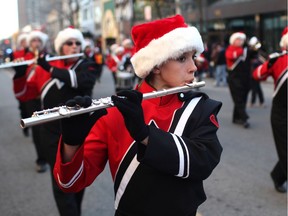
4, 39, 10, 45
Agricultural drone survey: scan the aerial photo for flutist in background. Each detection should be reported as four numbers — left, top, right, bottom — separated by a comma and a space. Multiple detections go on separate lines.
12, 30, 49, 173
53, 15, 223, 216
253, 27, 288, 193
13, 27, 101, 216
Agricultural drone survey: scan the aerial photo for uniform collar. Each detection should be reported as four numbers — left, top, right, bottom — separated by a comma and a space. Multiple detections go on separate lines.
136, 80, 177, 106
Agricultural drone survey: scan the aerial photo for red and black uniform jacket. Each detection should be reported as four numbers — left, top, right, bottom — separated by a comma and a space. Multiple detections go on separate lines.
11, 48, 29, 60
54, 81, 223, 216
105, 53, 122, 73
253, 51, 287, 100
225, 45, 251, 89
13, 58, 100, 131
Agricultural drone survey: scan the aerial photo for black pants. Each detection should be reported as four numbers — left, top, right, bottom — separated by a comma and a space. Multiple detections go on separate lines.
25, 99, 47, 165
228, 76, 250, 122
41, 124, 85, 216
114, 210, 197, 216
250, 79, 264, 104
270, 84, 287, 185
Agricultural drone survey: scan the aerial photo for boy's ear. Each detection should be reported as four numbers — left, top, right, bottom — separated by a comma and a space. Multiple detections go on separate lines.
152, 66, 160, 74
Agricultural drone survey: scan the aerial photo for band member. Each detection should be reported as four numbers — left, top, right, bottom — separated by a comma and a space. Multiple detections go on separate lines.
11, 32, 29, 60
253, 27, 287, 193
10, 32, 30, 137
13, 27, 101, 215
121, 38, 135, 58
13, 30, 49, 172
105, 43, 125, 91
54, 15, 223, 216
225, 32, 251, 128
248, 36, 266, 107
83, 39, 103, 83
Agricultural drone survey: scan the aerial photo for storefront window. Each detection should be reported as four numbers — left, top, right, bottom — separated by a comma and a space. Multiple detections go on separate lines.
262, 12, 287, 53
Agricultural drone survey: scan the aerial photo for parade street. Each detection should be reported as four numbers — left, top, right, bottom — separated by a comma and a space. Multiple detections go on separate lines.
0, 67, 286, 216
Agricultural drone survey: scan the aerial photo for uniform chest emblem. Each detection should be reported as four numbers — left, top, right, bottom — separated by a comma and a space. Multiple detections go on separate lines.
210, 114, 219, 128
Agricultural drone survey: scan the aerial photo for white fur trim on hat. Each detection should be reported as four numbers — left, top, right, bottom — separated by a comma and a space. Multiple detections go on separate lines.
17, 33, 28, 47
130, 26, 204, 79
54, 28, 85, 54
229, 32, 246, 45
122, 38, 132, 46
280, 33, 288, 48
110, 43, 119, 54
115, 46, 124, 54
27, 31, 48, 50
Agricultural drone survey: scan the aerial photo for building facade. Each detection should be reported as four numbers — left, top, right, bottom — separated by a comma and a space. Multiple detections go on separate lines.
15, 0, 287, 54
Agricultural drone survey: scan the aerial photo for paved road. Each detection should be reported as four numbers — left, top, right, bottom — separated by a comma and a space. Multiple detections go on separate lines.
0, 67, 286, 216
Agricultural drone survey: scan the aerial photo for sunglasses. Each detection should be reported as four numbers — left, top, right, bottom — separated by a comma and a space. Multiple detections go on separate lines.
65, 41, 82, 46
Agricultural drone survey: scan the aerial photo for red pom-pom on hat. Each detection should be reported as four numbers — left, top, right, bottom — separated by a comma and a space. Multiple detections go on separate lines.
130, 14, 204, 78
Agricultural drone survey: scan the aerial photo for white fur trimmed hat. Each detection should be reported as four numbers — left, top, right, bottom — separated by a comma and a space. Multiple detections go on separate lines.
27, 30, 48, 50
122, 38, 132, 47
280, 27, 288, 48
54, 27, 85, 54
17, 33, 28, 48
130, 15, 204, 79
229, 32, 246, 45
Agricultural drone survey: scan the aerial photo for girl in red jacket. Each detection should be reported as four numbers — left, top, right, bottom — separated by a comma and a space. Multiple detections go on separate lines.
54, 15, 223, 216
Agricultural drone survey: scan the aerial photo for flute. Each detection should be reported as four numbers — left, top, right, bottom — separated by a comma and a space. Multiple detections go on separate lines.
0, 53, 84, 69
20, 81, 205, 128
268, 51, 287, 59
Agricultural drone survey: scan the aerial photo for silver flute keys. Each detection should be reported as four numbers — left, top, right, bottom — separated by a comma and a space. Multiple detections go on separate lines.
0, 53, 84, 69
20, 81, 205, 128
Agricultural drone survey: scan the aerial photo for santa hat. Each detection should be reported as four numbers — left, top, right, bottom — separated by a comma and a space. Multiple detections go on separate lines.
115, 46, 124, 55
17, 33, 28, 47
27, 30, 48, 50
110, 43, 119, 54
279, 27, 288, 48
83, 39, 94, 49
54, 27, 85, 54
122, 38, 132, 47
130, 14, 204, 79
229, 32, 246, 45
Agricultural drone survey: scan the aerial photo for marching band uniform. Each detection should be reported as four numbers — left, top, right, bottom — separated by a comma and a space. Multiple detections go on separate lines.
225, 32, 251, 128
11, 33, 30, 137
13, 30, 49, 172
105, 44, 125, 91
54, 15, 222, 216
248, 36, 266, 107
253, 27, 288, 193
14, 27, 101, 215
11, 33, 29, 60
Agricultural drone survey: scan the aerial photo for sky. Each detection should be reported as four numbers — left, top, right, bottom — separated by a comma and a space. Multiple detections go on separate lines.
0, 0, 19, 40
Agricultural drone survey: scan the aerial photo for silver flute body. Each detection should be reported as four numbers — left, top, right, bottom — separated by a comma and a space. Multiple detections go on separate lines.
20, 81, 205, 128
0, 53, 84, 69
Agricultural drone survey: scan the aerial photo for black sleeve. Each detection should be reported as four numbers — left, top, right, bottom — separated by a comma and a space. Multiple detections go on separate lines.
137, 97, 223, 181
13, 64, 28, 79
51, 60, 100, 91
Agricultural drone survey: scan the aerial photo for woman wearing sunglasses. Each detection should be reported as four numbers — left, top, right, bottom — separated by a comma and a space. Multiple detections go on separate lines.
13, 27, 101, 216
